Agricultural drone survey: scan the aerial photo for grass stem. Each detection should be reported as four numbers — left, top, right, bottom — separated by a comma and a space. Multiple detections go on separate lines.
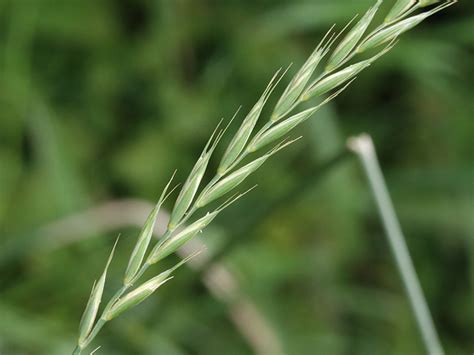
348, 133, 444, 355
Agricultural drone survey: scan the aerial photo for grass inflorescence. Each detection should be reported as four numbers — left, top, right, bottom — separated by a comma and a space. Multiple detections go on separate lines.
72, 1, 456, 353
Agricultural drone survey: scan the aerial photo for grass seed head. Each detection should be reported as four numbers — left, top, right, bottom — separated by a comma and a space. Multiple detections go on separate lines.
73, 0, 456, 349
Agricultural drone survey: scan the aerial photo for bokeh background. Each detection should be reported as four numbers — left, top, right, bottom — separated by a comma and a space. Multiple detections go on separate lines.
0, 0, 472, 354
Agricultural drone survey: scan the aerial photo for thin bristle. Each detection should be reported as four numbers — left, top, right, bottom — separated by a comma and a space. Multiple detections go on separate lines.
203, 118, 225, 155
317, 24, 336, 51
216, 185, 258, 212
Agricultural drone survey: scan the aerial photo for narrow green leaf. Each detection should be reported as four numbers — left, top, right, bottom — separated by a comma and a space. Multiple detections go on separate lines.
385, 0, 417, 24
218, 69, 283, 175
124, 172, 177, 285
78, 238, 118, 345
326, 0, 382, 71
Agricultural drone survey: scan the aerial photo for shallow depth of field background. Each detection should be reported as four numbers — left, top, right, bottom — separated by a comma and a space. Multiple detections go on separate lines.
0, 0, 472, 354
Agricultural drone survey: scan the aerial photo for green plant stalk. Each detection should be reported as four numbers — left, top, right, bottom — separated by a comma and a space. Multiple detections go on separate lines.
348, 134, 444, 355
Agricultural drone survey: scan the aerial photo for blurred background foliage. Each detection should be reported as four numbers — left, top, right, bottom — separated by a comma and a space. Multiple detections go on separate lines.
0, 0, 472, 354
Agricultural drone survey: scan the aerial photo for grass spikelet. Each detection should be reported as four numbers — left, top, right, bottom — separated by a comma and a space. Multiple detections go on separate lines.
385, 0, 418, 24
326, 0, 382, 71
105, 251, 202, 320
168, 120, 225, 230
147, 213, 216, 264
218, 69, 284, 175
197, 139, 298, 208
304, 41, 395, 100
103, 276, 173, 320
78, 238, 118, 345
358, 1, 456, 52
249, 84, 351, 152
124, 172, 178, 285
149, 188, 253, 264
72, 1, 455, 352
271, 37, 331, 121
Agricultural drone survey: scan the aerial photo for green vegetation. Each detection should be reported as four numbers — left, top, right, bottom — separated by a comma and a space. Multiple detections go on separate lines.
0, 0, 472, 354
